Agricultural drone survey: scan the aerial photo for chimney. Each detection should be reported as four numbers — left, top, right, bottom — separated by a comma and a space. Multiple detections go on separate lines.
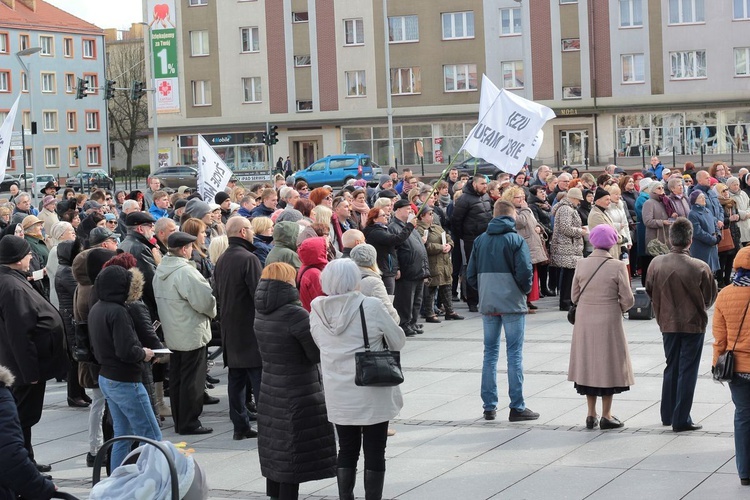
17, 0, 35, 11
0, 0, 16, 10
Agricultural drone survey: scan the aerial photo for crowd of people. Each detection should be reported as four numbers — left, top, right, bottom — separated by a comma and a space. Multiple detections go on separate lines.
0, 157, 749, 498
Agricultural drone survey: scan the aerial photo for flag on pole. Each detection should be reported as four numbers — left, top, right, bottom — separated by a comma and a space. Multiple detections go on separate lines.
0, 94, 22, 181
197, 134, 232, 201
460, 75, 555, 175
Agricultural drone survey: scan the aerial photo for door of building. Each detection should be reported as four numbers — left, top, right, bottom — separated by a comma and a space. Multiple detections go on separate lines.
560, 130, 588, 167
294, 141, 318, 171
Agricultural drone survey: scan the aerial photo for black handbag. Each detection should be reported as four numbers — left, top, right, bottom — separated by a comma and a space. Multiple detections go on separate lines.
567, 259, 609, 325
713, 302, 750, 384
354, 302, 404, 387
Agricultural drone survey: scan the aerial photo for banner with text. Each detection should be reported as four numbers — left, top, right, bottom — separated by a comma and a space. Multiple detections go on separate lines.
461, 75, 555, 175
197, 135, 231, 201
0, 94, 21, 181
147, 0, 180, 113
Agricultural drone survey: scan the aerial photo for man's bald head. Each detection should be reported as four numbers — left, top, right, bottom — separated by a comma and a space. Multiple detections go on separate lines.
226, 216, 252, 237
342, 229, 365, 249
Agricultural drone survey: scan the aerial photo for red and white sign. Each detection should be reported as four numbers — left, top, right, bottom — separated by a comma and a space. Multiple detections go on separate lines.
156, 77, 179, 114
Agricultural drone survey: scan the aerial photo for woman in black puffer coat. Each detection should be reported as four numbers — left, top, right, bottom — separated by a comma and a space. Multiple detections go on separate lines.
253, 262, 336, 500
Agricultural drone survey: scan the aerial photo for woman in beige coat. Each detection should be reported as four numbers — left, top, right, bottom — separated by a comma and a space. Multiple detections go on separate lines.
568, 224, 635, 430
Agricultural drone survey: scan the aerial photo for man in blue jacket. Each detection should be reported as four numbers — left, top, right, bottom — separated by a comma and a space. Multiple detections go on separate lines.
467, 200, 539, 423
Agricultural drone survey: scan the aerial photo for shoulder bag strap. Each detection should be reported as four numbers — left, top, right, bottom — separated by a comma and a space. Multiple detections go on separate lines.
359, 302, 371, 352
577, 258, 610, 301
729, 301, 750, 352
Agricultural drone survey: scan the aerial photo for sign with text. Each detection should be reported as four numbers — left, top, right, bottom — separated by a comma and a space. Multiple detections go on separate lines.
147, 0, 180, 113
461, 75, 555, 175
0, 94, 21, 181
197, 135, 232, 201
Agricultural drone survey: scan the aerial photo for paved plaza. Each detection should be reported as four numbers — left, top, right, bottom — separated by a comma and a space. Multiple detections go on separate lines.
42, 291, 748, 499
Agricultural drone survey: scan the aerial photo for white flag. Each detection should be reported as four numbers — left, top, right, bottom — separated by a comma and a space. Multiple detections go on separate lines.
0, 94, 22, 181
460, 75, 555, 175
197, 135, 232, 201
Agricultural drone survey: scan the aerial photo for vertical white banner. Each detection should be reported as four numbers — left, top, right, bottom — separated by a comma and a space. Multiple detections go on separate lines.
0, 94, 22, 181
197, 135, 231, 201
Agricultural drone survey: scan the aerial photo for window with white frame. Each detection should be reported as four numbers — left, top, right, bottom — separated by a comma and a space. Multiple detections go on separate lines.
500, 8, 521, 36
562, 38, 580, 51
41, 72, 56, 93
84, 74, 97, 94
19, 34, 29, 51
345, 70, 366, 96
85, 111, 100, 131
0, 111, 7, 123
189, 0, 207, 5
669, 0, 704, 24
735, 0, 750, 19
42, 111, 57, 132
66, 111, 76, 131
388, 15, 419, 43
190, 30, 209, 56
292, 12, 308, 23
620, 0, 643, 27
0, 33, 7, 54
44, 147, 59, 168
562, 86, 582, 99
444, 64, 477, 92
87, 146, 101, 166
64, 73, 74, 93
82, 39, 95, 58
20, 72, 28, 92
68, 147, 78, 166
242, 77, 261, 102
670, 50, 706, 79
390, 67, 421, 95
240, 27, 259, 53
735, 47, 750, 76
0, 71, 8, 92
442, 11, 474, 39
560, 0, 578, 3
622, 53, 645, 82
501, 61, 524, 89
63, 37, 73, 57
39, 35, 53, 56
344, 19, 364, 45
294, 55, 311, 67
192, 80, 211, 106
296, 100, 313, 112
22, 111, 30, 129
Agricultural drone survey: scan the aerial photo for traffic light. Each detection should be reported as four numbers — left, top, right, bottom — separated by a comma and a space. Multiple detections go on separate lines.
75, 77, 88, 100
130, 80, 145, 101
268, 125, 279, 145
261, 131, 268, 144
104, 80, 116, 100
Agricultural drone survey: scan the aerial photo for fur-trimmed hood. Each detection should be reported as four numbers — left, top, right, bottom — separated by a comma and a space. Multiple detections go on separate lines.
127, 267, 145, 303
0, 365, 15, 386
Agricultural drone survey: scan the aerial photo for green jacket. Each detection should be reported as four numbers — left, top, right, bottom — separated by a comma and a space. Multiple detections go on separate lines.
26, 235, 49, 267
265, 221, 301, 270
416, 220, 454, 286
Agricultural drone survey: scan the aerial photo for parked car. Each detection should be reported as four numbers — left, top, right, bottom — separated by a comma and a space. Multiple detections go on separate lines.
0, 175, 20, 193
65, 169, 114, 191
14, 172, 34, 191
152, 165, 198, 190
293, 154, 374, 188
455, 157, 505, 179
31, 174, 58, 197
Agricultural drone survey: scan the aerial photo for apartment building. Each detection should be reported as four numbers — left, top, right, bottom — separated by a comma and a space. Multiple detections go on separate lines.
0, 0, 108, 177
148, 0, 750, 176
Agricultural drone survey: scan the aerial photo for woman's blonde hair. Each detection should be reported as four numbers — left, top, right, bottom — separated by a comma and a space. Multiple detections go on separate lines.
251, 216, 273, 236
208, 235, 229, 264
501, 186, 525, 202
311, 205, 332, 226
261, 262, 297, 286
605, 184, 621, 195
231, 186, 246, 203
373, 198, 391, 210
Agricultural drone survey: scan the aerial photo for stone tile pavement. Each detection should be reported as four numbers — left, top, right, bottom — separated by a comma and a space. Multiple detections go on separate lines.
39, 293, 749, 499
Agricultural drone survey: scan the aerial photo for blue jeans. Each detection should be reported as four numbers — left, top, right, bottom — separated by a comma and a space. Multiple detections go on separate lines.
481, 314, 526, 412
729, 375, 750, 480
99, 376, 162, 469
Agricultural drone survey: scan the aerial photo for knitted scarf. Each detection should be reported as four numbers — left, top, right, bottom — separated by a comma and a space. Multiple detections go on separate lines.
733, 268, 750, 287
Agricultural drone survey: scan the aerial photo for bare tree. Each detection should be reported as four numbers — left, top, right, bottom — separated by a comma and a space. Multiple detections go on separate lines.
106, 39, 148, 176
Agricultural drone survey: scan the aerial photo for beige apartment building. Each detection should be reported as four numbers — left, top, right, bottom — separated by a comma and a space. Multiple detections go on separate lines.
146, 0, 750, 178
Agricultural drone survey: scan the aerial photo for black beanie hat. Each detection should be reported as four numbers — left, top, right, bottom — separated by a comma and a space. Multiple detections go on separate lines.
86, 248, 118, 282
0, 235, 31, 265
594, 187, 610, 202
214, 191, 230, 205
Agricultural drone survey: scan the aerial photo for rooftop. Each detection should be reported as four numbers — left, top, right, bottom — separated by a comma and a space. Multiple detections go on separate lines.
0, 0, 103, 35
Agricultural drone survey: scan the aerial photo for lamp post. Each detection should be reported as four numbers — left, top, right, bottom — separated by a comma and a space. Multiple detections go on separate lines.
15, 46, 41, 194
382, 0, 396, 168
513, 0, 526, 99
138, 22, 159, 172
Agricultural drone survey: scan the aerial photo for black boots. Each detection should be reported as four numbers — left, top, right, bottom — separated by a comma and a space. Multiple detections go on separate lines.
337, 468, 356, 500
364, 470, 385, 500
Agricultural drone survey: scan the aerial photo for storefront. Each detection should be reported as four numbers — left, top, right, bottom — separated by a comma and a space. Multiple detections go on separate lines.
177, 132, 271, 181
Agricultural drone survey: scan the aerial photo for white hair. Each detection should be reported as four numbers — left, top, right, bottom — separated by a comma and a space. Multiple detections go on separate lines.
122, 199, 139, 211
15, 192, 31, 202
320, 258, 360, 296
726, 176, 740, 187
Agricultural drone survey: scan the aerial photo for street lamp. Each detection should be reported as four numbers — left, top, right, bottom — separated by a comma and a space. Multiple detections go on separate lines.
137, 22, 159, 173
15, 46, 41, 194
513, 0, 526, 99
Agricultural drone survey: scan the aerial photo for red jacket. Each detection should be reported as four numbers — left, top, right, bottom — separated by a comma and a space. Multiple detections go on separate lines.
297, 237, 328, 311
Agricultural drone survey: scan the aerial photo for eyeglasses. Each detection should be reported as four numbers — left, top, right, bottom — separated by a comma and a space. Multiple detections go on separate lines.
325, 195, 333, 200
106, 220, 117, 224
299, 186, 309, 191
105, 197, 112, 201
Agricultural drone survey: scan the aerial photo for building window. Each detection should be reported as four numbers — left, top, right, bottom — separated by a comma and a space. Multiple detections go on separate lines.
444, 64, 477, 92
240, 27, 259, 53
189, 0, 208, 5
560, 0, 578, 3
344, 19, 364, 45
0, 71, 8, 92
735, 47, 750, 76
87, 146, 101, 166
735, 0, 750, 19
44, 147, 59, 168
84, 74, 98, 95
442, 12, 474, 40
41, 72, 56, 93
669, 0, 704, 24
68, 147, 78, 167
500, 8, 522, 36
85, 111, 100, 131
294, 55, 311, 67
670, 50, 707, 79
0, 33, 8, 54
20, 72, 28, 92
501, 61, 524, 89
39, 35, 54, 56
63, 37, 73, 57
242, 77, 261, 102
390, 67, 421, 95
622, 53, 645, 82
19, 34, 29, 51
563, 86, 582, 99
192, 80, 211, 106
22, 111, 30, 130
620, 0, 643, 27
562, 38, 580, 51
190, 30, 209, 56
388, 15, 419, 43
42, 111, 57, 132
82, 39, 96, 58
66, 111, 77, 131
296, 100, 313, 112
345, 70, 366, 97
293, 12, 309, 23
64, 73, 75, 93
